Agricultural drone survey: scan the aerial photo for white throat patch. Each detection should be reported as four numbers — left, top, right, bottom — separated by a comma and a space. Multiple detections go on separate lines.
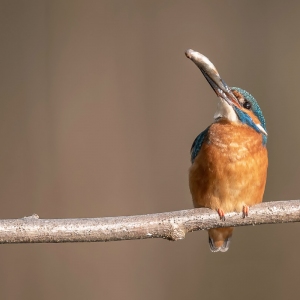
214, 98, 239, 122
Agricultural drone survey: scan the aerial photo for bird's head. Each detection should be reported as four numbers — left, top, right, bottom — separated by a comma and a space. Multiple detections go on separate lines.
185, 49, 267, 145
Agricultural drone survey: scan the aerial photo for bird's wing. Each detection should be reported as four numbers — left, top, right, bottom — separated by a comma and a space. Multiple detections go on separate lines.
190, 126, 210, 163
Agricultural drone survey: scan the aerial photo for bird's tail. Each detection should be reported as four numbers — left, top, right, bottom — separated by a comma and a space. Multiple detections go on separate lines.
208, 227, 234, 252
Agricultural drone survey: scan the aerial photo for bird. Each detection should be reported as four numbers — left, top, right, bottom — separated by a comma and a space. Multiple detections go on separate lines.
185, 49, 268, 252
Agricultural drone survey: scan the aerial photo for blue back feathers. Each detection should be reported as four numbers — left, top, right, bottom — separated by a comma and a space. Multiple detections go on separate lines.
190, 127, 209, 163
190, 87, 267, 163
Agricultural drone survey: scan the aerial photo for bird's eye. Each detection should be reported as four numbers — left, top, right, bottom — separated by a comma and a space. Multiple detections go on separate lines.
243, 101, 251, 110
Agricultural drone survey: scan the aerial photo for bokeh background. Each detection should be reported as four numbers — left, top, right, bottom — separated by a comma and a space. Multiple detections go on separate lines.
1, 1, 300, 299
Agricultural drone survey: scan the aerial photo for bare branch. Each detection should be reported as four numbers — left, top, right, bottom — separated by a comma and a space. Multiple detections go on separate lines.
0, 200, 299, 244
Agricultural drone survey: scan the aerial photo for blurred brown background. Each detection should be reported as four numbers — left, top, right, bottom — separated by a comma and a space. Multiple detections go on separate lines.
1, 0, 300, 299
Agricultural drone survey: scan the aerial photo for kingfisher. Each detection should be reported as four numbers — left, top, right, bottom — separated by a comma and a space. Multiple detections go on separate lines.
185, 49, 268, 252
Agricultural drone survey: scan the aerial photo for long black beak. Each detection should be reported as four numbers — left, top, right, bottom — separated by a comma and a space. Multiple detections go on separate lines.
185, 49, 240, 108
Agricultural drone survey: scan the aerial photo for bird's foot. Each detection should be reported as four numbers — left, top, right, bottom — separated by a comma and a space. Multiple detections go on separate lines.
242, 205, 249, 218
217, 208, 226, 221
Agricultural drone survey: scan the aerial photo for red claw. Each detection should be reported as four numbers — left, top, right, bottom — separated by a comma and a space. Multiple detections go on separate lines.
217, 208, 226, 221
242, 205, 249, 218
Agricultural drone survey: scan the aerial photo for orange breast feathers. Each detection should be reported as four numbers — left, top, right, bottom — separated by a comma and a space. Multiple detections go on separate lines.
189, 119, 268, 213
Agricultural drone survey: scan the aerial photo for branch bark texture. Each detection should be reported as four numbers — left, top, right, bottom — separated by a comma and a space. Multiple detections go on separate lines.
1, 200, 299, 244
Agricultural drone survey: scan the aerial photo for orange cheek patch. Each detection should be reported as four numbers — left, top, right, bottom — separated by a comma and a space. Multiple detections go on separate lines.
232, 90, 261, 125
240, 108, 260, 125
